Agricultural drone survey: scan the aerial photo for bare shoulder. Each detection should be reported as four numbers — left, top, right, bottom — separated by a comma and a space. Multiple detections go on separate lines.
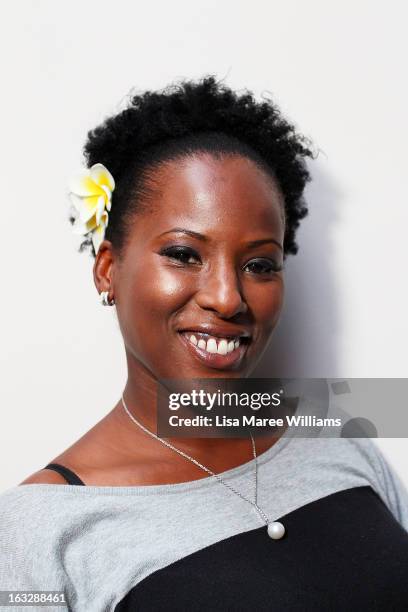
19, 469, 68, 485
17, 406, 136, 487
17, 414, 110, 486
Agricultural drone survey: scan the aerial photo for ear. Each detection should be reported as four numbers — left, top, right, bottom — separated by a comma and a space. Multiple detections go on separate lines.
93, 240, 115, 296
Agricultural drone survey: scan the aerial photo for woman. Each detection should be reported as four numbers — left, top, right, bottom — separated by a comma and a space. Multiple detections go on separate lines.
1, 76, 408, 611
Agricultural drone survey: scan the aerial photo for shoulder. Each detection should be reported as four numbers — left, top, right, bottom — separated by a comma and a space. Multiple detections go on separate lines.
0, 484, 75, 593
19, 468, 68, 485
314, 436, 408, 530
285, 435, 395, 501
0, 483, 57, 540
0, 472, 83, 545
304, 435, 391, 481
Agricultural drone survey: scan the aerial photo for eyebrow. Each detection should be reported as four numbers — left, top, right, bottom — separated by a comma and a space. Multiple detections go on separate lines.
158, 228, 283, 251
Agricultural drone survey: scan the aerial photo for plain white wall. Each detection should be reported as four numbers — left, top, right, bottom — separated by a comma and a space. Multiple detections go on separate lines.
0, 0, 407, 490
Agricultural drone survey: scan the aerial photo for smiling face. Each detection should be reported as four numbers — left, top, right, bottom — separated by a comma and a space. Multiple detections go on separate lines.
96, 153, 285, 380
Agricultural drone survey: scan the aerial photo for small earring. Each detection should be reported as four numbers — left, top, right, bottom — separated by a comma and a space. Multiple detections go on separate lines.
100, 291, 115, 306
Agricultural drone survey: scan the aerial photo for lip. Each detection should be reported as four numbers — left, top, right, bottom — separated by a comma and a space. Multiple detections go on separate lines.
178, 331, 250, 370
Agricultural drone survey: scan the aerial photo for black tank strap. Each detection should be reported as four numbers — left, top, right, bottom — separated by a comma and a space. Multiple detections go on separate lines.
43, 463, 85, 485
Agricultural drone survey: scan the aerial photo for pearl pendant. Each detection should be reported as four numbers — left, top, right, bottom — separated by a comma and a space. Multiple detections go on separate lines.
267, 521, 285, 540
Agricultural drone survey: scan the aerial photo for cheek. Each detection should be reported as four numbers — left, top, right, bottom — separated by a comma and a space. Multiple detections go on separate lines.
133, 267, 192, 315
249, 280, 285, 335
117, 263, 193, 360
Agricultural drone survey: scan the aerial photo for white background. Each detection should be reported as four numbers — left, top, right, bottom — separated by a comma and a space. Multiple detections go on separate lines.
0, 0, 407, 490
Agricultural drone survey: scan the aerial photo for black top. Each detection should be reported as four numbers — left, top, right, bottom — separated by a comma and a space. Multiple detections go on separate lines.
7, 434, 405, 611
43, 463, 408, 610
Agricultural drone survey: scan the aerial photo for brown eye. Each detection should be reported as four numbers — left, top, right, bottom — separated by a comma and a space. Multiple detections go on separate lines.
160, 246, 201, 265
244, 259, 282, 275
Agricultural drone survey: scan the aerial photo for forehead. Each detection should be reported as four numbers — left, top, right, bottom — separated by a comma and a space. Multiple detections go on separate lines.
133, 153, 284, 242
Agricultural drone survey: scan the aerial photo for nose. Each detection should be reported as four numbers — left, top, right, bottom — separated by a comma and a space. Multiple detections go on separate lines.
194, 261, 248, 318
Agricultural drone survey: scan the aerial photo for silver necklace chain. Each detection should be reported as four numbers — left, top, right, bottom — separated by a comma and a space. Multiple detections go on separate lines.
121, 393, 271, 526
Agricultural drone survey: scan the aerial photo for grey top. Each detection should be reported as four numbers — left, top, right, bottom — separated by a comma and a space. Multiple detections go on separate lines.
0, 434, 408, 611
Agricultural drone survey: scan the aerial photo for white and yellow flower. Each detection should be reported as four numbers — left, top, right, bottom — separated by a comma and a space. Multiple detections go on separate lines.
68, 163, 115, 254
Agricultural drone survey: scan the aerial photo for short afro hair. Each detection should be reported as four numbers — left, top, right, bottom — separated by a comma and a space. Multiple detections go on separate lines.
69, 75, 314, 259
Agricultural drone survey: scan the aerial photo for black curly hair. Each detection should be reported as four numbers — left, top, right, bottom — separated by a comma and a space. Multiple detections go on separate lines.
69, 75, 314, 259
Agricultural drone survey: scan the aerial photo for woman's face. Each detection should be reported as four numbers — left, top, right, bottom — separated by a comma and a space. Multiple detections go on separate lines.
97, 153, 285, 379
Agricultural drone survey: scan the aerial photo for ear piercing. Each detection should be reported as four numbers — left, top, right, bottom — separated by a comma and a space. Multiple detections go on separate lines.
100, 291, 115, 306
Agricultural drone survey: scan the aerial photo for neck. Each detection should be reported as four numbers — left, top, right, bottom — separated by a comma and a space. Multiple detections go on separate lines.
113, 365, 281, 468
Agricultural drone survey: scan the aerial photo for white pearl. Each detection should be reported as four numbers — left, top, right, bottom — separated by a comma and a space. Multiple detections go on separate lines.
267, 521, 285, 540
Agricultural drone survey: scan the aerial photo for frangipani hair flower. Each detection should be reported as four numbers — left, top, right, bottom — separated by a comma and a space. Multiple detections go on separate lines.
68, 163, 115, 254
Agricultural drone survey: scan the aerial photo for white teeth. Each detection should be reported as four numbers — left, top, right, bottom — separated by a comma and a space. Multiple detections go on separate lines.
206, 338, 218, 353
187, 333, 242, 354
217, 339, 228, 355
